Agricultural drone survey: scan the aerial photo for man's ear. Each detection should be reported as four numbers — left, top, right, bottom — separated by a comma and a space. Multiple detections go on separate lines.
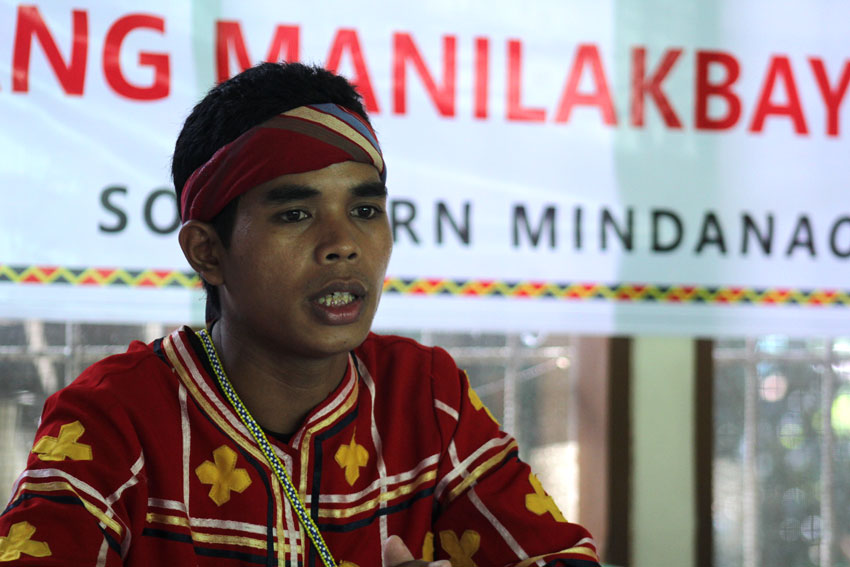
178, 221, 225, 286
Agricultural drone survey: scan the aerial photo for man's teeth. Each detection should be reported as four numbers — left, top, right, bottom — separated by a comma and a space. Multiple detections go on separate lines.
317, 291, 356, 307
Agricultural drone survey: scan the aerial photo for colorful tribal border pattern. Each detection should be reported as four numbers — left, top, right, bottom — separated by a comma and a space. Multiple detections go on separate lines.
1, 264, 848, 307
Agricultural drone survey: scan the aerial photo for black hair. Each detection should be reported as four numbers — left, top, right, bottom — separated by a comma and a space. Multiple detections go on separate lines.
171, 62, 371, 322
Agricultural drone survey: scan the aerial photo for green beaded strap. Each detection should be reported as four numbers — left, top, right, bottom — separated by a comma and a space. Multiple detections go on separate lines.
196, 329, 337, 567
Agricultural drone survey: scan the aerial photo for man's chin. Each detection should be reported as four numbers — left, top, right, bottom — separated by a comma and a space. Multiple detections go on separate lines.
300, 323, 373, 359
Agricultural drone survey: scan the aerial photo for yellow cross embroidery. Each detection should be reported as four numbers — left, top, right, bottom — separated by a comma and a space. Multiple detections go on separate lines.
422, 531, 435, 561
525, 473, 566, 522
31, 420, 93, 461
340, 561, 359, 567
334, 432, 369, 486
195, 445, 252, 506
467, 382, 498, 425
0, 522, 51, 562
439, 530, 480, 567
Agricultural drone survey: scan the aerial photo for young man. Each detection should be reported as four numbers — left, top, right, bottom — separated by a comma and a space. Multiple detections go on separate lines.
0, 63, 600, 566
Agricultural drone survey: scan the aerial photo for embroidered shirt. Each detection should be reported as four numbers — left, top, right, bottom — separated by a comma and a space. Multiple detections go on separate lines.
1, 328, 599, 566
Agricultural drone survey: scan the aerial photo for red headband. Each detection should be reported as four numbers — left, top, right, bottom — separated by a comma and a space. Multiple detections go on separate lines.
180, 103, 386, 222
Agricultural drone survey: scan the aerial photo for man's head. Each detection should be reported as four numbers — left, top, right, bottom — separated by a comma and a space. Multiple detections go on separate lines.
172, 62, 375, 322
181, 158, 392, 360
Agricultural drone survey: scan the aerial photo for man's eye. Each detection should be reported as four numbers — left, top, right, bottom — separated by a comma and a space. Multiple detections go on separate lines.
352, 206, 380, 219
280, 210, 309, 222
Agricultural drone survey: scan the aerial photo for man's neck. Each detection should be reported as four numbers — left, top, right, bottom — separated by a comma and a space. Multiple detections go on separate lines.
209, 321, 350, 436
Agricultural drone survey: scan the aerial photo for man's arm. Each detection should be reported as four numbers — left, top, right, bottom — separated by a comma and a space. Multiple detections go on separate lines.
428, 348, 601, 567
0, 381, 145, 565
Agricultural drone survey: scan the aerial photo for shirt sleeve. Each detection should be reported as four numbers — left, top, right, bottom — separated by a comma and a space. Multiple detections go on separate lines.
428, 347, 600, 567
0, 375, 147, 566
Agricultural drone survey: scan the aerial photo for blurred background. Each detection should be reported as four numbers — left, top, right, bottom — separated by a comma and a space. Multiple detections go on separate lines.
1, 1, 848, 566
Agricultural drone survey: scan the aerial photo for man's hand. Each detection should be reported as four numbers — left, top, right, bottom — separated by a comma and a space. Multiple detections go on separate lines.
382, 535, 451, 567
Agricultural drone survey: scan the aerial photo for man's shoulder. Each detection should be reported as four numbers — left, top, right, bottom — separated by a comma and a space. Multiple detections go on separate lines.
358, 331, 430, 353
357, 331, 442, 359
60, 335, 175, 402
356, 332, 458, 377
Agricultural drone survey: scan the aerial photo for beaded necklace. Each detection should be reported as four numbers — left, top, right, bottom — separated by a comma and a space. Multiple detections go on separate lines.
196, 329, 337, 567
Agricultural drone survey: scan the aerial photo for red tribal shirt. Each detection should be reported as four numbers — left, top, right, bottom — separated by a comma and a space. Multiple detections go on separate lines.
0, 328, 599, 566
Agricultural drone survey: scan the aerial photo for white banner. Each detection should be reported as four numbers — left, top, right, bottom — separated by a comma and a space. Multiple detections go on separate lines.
0, 1, 848, 336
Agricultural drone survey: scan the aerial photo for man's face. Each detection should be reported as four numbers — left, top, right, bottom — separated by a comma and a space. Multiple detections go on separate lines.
216, 160, 392, 359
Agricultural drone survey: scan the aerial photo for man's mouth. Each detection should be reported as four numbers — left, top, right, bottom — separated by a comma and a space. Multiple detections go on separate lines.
310, 283, 367, 326
316, 291, 357, 307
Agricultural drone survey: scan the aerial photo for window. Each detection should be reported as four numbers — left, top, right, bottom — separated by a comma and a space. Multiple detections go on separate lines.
9, 319, 846, 566
713, 337, 850, 567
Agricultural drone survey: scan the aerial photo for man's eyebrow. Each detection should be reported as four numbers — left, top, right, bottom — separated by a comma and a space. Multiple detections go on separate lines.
263, 185, 321, 204
351, 182, 388, 198
262, 181, 387, 204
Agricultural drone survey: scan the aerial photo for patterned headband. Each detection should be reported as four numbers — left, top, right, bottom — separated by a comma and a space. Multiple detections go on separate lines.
179, 103, 386, 222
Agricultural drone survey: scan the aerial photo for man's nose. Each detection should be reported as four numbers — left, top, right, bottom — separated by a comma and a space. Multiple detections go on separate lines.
316, 218, 360, 263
